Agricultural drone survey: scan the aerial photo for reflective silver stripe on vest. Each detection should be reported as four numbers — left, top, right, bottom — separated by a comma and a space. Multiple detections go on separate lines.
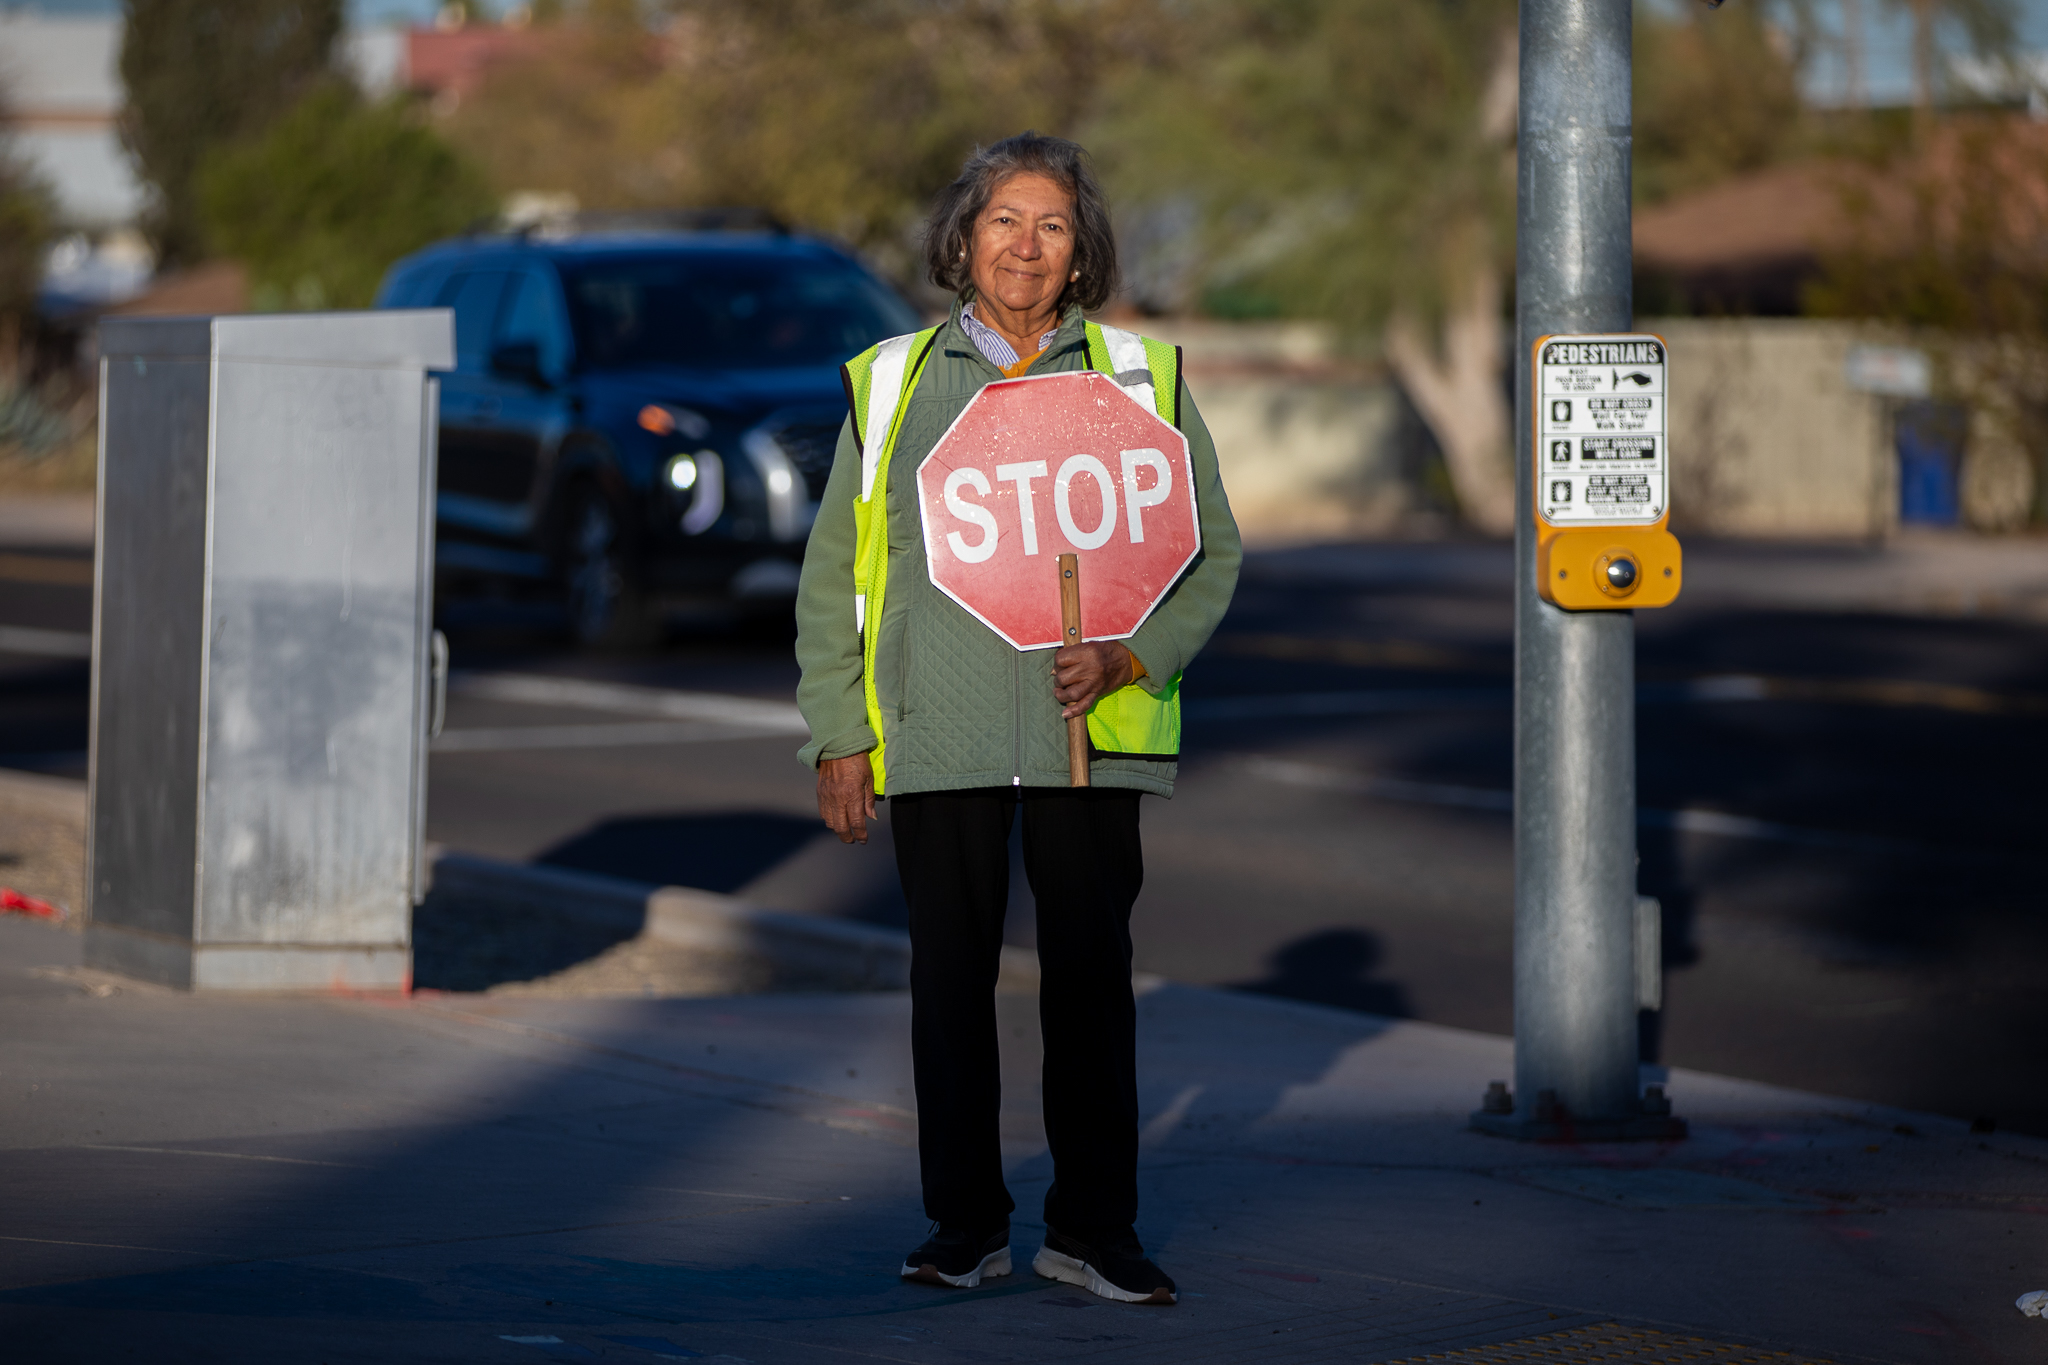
861, 333, 917, 500
1095, 323, 1156, 412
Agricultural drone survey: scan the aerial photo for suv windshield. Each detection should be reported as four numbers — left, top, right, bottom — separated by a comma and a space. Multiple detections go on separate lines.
560, 252, 921, 370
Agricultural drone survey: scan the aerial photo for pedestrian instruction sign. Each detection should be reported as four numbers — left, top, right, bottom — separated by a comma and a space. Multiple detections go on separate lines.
1536, 335, 1666, 527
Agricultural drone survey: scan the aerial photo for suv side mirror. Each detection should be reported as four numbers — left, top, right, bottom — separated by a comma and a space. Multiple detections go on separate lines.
489, 340, 550, 388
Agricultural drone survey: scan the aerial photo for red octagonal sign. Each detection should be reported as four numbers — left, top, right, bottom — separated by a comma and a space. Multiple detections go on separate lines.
916, 370, 1200, 651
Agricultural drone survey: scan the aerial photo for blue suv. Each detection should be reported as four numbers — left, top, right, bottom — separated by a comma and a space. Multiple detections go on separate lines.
376, 224, 920, 644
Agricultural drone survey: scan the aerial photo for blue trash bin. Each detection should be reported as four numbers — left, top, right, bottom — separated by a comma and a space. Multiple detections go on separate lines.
1896, 400, 1966, 526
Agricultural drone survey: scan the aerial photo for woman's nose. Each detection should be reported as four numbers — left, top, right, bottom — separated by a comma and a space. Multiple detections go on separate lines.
1010, 231, 1042, 259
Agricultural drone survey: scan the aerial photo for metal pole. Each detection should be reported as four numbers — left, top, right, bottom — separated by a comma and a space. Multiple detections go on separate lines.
1480, 0, 1675, 1139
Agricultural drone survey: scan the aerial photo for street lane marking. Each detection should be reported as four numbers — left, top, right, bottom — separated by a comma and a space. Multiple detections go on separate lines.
623, 1185, 809, 1202
1241, 757, 1511, 813
0, 1234, 217, 1257
1186, 688, 1505, 720
1139, 1084, 1205, 1148
1192, 674, 2048, 720
1731, 673, 2048, 716
0, 553, 93, 586
431, 721, 791, 752
447, 672, 808, 731
440, 669, 2038, 749
77, 1143, 361, 1168
0, 624, 91, 658
1212, 633, 2048, 716
1239, 756, 2032, 862
1214, 633, 1490, 671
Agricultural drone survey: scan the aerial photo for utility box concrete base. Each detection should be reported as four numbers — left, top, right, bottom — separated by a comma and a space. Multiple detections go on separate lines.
1469, 1108, 1689, 1143
86, 312, 452, 991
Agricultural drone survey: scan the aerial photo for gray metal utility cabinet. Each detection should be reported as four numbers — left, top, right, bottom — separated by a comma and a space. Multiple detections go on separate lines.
87, 311, 453, 991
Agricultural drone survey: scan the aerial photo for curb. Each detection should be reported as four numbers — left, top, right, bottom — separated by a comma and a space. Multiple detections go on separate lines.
428, 851, 1045, 994
0, 767, 1036, 995
428, 852, 912, 991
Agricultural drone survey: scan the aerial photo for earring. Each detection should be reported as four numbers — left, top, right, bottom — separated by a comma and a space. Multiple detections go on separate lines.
1070, 271, 1081, 281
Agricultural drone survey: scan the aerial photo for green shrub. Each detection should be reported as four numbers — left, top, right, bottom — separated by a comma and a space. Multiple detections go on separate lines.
199, 83, 496, 310
0, 154, 53, 328
121, 0, 344, 267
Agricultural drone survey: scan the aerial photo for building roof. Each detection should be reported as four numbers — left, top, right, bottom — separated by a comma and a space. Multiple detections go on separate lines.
1631, 116, 2048, 315
403, 24, 545, 102
103, 262, 250, 318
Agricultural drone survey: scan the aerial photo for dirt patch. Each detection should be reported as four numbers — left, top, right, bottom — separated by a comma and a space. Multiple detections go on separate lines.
0, 788, 85, 924
0, 424, 96, 496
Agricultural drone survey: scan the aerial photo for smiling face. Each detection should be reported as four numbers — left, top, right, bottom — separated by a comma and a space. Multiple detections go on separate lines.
966, 172, 1078, 324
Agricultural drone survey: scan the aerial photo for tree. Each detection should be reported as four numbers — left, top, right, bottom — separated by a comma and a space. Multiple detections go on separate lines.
1808, 117, 2048, 524
1888, 0, 2013, 120
435, 0, 674, 216
1093, 0, 1520, 531
119, 0, 343, 265
0, 77, 57, 381
427, 0, 1826, 535
0, 77, 73, 472
0, 141, 54, 343
444, 0, 1161, 282
1634, 2, 1806, 206
199, 83, 497, 309
668, 0, 1156, 271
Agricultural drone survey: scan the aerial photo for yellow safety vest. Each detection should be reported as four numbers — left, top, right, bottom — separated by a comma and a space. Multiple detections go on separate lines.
841, 319, 1188, 794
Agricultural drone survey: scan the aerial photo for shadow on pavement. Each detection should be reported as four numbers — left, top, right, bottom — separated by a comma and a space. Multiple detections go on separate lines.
1226, 927, 1413, 1018
1362, 605, 2048, 1134
537, 811, 822, 893
410, 885, 644, 992
0, 944, 1377, 1362
416, 811, 910, 992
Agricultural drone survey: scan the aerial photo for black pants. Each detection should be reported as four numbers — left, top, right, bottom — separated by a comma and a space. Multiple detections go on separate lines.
890, 786, 1143, 1239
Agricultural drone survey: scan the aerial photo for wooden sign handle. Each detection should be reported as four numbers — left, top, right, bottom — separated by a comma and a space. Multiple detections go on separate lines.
1058, 553, 1089, 788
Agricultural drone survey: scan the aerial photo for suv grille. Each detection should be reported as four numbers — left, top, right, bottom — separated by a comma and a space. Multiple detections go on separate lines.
771, 420, 842, 501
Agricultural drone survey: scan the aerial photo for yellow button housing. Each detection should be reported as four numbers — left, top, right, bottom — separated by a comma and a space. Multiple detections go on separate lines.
1532, 331, 1683, 610
1536, 523, 1683, 609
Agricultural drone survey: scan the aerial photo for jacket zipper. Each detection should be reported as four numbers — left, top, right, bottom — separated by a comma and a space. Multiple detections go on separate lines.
955, 327, 1082, 790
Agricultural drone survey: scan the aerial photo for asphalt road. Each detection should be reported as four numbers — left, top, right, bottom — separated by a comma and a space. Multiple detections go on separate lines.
4, 533, 2045, 1138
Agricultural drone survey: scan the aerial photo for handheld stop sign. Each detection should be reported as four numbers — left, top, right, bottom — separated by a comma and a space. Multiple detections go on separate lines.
916, 369, 1200, 783
916, 370, 1199, 647
1534, 333, 1683, 609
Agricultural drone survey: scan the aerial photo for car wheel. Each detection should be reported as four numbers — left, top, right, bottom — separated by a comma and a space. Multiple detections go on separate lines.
561, 484, 653, 649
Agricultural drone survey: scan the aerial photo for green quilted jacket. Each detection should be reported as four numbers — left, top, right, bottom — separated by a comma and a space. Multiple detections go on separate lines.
794, 301, 1242, 798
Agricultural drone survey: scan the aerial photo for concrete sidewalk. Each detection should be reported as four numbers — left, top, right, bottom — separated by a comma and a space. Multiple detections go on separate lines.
3, 915, 2043, 1364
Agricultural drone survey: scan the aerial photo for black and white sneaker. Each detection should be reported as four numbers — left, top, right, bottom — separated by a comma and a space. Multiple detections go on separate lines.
901, 1223, 1012, 1288
1033, 1226, 1177, 1305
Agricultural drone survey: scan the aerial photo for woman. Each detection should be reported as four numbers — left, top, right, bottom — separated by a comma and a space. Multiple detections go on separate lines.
794, 132, 1239, 1306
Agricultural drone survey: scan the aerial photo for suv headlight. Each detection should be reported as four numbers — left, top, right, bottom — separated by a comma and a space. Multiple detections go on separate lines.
667, 449, 723, 535
743, 427, 814, 543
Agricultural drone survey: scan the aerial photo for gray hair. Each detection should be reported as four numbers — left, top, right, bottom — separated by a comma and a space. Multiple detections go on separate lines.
922, 132, 1120, 313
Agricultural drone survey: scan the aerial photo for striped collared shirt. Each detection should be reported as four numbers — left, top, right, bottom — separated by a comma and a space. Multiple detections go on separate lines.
960, 302, 1059, 372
